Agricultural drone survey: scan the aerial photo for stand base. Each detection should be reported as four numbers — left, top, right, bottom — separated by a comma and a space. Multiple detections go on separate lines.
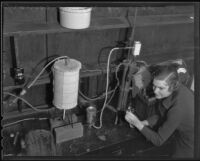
49, 114, 78, 132
54, 122, 83, 144
49, 114, 83, 144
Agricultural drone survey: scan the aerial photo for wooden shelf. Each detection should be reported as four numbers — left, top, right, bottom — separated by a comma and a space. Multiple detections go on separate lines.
128, 13, 194, 27
3, 13, 194, 36
3, 17, 130, 36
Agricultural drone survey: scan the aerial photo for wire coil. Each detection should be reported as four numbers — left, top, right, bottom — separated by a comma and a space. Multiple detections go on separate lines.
52, 59, 81, 110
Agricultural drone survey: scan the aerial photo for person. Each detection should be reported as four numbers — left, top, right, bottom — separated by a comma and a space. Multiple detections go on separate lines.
125, 63, 194, 158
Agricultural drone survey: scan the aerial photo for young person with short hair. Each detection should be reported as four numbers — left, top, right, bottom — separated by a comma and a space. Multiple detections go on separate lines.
125, 64, 194, 158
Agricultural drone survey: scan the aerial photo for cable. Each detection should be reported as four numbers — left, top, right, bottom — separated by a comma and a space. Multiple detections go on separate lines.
24, 55, 59, 86
97, 46, 115, 66
3, 117, 49, 128
79, 89, 114, 101
78, 63, 125, 104
10, 56, 70, 104
79, 63, 124, 102
92, 46, 135, 129
27, 56, 70, 89
79, 62, 125, 108
4, 56, 58, 91
81, 69, 103, 73
4, 92, 49, 112
106, 62, 125, 105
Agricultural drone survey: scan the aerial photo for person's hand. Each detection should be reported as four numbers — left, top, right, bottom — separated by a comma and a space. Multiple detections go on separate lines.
125, 111, 139, 124
125, 111, 144, 130
130, 120, 149, 127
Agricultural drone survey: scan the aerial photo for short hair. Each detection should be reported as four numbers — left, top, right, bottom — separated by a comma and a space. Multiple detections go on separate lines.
152, 63, 179, 91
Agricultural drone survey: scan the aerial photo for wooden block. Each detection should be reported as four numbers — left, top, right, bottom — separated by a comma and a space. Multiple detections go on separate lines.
54, 122, 83, 144
49, 114, 78, 131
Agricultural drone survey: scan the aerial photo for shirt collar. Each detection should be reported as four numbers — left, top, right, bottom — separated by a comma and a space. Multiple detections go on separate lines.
161, 84, 180, 109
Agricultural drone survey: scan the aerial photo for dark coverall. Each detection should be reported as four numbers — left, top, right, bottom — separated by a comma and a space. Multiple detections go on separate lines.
141, 83, 194, 158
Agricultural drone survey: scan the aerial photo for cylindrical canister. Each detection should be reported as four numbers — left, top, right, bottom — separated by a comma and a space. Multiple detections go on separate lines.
86, 106, 97, 127
59, 7, 92, 29
133, 41, 141, 56
52, 59, 81, 110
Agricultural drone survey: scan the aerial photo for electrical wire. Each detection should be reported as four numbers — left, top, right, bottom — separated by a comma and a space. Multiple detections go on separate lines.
79, 89, 115, 101
92, 46, 135, 129
79, 62, 125, 109
11, 56, 70, 104
27, 56, 70, 89
78, 64, 124, 102
3, 117, 49, 128
24, 55, 59, 86
81, 69, 103, 73
3, 92, 49, 112
106, 62, 126, 105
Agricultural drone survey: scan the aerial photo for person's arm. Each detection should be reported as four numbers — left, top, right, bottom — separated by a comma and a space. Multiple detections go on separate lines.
140, 106, 183, 146
129, 120, 149, 128
146, 114, 159, 127
141, 120, 149, 126
129, 115, 159, 127
125, 104, 183, 146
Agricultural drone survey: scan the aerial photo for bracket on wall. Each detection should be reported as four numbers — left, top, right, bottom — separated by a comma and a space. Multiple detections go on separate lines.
9, 35, 25, 112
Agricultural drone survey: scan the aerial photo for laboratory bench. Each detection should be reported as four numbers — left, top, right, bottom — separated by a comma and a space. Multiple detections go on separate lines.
2, 106, 174, 159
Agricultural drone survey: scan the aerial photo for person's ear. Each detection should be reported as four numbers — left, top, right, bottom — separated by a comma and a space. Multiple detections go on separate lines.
169, 81, 179, 92
168, 85, 174, 92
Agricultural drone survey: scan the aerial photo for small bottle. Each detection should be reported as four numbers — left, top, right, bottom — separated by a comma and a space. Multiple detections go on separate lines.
86, 106, 97, 128
127, 106, 135, 114
127, 106, 135, 128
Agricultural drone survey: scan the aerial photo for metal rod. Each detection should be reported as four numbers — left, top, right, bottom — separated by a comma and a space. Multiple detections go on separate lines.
63, 109, 65, 120
9, 35, 21, 69
70, 110, 73, 128
127, 7, 138, 58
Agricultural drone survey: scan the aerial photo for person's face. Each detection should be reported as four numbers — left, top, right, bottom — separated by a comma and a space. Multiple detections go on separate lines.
153, 79, 172, 99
